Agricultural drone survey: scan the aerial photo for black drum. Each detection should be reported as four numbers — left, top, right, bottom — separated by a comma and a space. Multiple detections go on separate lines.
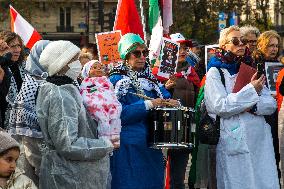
148, 107, 194, 149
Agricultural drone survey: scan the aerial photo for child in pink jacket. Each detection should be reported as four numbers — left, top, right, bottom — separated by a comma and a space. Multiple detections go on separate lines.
80, 60, 122, 144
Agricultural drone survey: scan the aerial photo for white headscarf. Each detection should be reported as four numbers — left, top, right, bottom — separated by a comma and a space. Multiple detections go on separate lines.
81, 60, 100, 79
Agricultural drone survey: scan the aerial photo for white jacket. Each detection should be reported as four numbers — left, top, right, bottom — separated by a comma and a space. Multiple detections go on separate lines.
0, 168, 37, 189
205, 67, 279, 189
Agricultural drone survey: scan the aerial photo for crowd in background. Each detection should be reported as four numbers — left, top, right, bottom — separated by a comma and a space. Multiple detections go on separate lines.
0, 25, 284, 189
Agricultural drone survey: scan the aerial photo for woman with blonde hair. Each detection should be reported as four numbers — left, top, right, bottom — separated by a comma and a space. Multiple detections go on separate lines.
206, 26, 279, 189
254, 30, 282, 181
254, 30, 281, 62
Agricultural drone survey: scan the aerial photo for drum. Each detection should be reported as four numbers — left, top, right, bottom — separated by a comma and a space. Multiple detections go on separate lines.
148, 107, 194, 149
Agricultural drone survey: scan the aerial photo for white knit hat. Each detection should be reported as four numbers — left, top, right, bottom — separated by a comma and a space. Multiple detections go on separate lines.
0, 131, 20, 154
39, 40, 80, 76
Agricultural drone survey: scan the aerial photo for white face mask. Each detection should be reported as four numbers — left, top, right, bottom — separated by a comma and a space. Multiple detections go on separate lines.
65, 60, 82, 80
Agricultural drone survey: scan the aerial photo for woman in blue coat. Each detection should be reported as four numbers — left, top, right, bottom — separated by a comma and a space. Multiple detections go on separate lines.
109, 33, 179, 189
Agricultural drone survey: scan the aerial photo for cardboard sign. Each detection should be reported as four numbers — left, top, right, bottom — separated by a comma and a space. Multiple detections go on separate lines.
205, 44, 218, 71
95, 30, 122, 65
157, 38, 179, 79
265, 62, 284, 94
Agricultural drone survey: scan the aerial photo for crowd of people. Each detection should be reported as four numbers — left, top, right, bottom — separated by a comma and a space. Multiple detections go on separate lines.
0, 25, 284, 189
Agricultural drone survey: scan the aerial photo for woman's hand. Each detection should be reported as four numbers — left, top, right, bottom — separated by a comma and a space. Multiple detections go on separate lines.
250, 72, 265, 94
0, 40, 10, 56
163, 99, 180, 107
110, 136, 120, 149
165, 76, 176, 89
151, 98, 165, 107
0, 66, 5, 83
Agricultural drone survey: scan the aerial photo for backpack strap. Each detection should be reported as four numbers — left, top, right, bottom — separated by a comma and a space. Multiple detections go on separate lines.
215, 67, 225, 126
216, 67, 225, 87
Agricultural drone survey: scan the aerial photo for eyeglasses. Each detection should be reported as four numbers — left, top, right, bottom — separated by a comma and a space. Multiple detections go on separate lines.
131, 49, 149, 58
247, 40, 257, 44
227, 37, 247, 46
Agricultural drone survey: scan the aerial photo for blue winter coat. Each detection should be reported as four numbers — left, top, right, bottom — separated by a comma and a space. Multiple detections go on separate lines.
110, 74, 171, 189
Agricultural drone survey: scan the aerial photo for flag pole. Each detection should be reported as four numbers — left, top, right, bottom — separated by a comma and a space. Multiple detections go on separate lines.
139, 0, 147, 43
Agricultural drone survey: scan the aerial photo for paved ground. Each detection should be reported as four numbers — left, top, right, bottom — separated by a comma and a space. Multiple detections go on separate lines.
184, 155, 191, 189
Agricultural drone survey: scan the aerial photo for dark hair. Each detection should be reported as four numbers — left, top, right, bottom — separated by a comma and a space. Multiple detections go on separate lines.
0, 31, 25, 63
0, 147, 20, 157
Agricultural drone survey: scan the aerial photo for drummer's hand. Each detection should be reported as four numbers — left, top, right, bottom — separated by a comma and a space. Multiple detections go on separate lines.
110, 136, 120, 149
163, 99, 180, 107
151, 98, 165, 107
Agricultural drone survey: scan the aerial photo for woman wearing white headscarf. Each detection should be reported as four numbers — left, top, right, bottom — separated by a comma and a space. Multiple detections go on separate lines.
8, 40, 50, 185
80, 60, 122, 142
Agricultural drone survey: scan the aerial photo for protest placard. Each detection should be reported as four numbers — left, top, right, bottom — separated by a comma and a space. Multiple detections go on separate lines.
157, 38, 179, 79
205, 44, 218, 71
95, 30, 122, 65
265, 62, 284, 94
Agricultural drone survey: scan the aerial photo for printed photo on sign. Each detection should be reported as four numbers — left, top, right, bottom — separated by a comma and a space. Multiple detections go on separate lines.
95, 30, 122, 65
265, 62, 284, 94
157, 38, 179, 79
205, 44, 218, 71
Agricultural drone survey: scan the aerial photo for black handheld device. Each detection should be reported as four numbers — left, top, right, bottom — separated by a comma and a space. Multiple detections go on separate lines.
256, 63, 264, 79
0, 52, 12, 67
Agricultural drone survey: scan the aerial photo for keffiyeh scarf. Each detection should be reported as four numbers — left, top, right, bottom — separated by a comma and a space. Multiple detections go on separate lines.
109, 62, 164, 99
8, 74, 44, 138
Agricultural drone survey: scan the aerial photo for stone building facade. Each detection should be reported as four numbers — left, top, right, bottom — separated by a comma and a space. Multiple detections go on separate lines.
1, 0, 118, 47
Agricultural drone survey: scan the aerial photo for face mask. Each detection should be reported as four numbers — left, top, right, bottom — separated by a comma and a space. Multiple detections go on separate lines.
65, 60, 82, 80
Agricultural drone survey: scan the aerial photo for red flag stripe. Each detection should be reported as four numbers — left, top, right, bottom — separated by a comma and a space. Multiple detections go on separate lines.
25, 30, 42, 49
114, 0, 144, 39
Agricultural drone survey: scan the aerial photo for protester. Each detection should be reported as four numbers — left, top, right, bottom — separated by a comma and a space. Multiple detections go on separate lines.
240, 25, 260, 53
36, 40, 115, 189
254, 30, 282, 180
7, 40, 50, 186
164, 33, 200, 189
79, 51, 93, 66
0, 40, 10, 128
0, 31, 25, 129
109, 33, 179, 189
80, 60, 122, 144
254, 30, 281, 62
205, 25, 279, 189
151, 33, 201, 188
192, 45, 206, 80
0, 131, 37, 189
277, 66, 284, 188
186, 39, 202, 68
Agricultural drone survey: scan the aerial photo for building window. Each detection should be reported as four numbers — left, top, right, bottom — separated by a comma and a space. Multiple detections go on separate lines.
58, 7, 73, 32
